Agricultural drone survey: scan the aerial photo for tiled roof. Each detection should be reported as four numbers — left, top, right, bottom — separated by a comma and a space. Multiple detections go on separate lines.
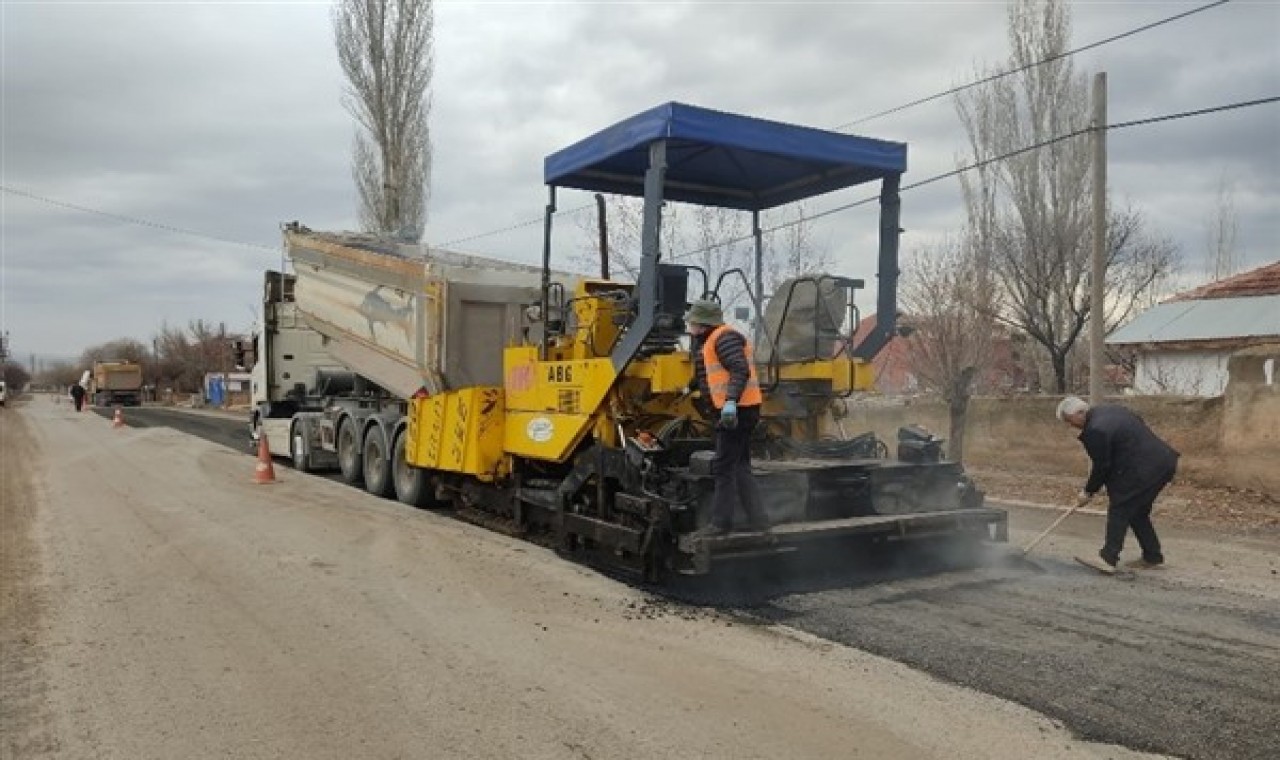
1167, 260, 1280, 301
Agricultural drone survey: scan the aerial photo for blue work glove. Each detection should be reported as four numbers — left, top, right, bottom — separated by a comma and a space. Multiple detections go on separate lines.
720, 400, 738, 429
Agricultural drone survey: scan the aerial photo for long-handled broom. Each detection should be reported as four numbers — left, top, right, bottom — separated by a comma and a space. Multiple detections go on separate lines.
1021, 493, 1093, 556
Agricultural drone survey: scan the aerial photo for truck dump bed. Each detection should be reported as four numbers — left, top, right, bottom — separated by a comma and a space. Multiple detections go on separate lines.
91, 361, 143, 406
284, 229, 565, 398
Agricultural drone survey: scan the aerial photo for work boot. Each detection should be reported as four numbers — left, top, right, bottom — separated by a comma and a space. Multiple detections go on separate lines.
1124, 558, 1164, 569
1074, 555, 1117, 575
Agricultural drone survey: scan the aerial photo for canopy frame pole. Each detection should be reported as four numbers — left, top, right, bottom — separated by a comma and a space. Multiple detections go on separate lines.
610, 140, 667, 372
540, 185, 557, 360
853, 174, 901, 361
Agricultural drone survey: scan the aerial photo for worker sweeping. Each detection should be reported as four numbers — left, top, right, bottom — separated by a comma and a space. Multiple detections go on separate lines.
685, 299, 770, 537
1056, 396, 1179, 575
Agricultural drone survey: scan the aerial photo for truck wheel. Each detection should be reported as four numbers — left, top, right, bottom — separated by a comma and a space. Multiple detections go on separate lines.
337, 419, 364, 485
290, 422, 313, 473
392, 430, 440, 508
362, 425, 395, 498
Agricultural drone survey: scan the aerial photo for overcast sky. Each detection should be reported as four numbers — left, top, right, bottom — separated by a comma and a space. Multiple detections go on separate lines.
2, 0, 1277, 364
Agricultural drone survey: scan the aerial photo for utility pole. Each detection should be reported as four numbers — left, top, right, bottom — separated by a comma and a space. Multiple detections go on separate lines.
1089, 72, 1107, 405
0, 332, 9, 389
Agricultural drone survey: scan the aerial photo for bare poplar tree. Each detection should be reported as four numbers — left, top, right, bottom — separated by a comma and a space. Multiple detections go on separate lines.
334, 0, 434, 242
956, 0, 1178, 393
900, 238, 995, 462
1204, 174, 1241, 282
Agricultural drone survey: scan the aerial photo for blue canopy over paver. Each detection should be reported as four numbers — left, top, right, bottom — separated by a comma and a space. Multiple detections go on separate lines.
544, 102, 907, 210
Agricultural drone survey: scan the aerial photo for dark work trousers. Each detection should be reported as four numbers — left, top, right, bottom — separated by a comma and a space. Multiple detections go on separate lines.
710, 404, 769, 530
1101, 471, 1174, 565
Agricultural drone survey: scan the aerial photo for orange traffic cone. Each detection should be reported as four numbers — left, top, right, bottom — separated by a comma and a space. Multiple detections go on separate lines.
112, 408, 126, 428
253, 433, 277, 485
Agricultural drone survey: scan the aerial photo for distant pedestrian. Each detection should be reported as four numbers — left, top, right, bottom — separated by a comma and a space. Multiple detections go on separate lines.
684, 299, 771, 537
69, 383, 86, 412
1056, 396, 1179, 574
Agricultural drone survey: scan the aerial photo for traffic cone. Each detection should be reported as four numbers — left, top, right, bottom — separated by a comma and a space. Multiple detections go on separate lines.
253, 433, 277, 485
112, 408, 125, 429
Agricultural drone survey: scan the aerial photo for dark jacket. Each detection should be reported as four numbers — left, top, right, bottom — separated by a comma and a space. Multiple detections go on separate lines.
691, 327, 754, 408
1079, 404, 1179, 502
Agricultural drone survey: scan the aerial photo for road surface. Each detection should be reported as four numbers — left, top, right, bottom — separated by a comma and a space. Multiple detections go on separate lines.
5, 399, 1277, 759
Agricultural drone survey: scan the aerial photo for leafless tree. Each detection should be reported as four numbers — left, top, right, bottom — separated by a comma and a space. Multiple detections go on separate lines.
572, 199, 830, 320
2, 360, 31, 391
35, 361, 79, 390
570, 196, 646, 281
956, 0, 1179, 393
334, 0, 434, 242
79, 338, 150, 367
900, 238, 996, 462
761, 203, 834, 294
1204, 174, 1241, 282
148, 320, 238, 393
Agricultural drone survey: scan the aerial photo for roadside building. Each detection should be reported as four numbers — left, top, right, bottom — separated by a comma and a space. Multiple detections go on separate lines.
1107, 260, 1280, 396
851, 314, 1029, 395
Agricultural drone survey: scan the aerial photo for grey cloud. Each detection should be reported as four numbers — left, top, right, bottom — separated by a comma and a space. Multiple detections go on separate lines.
3, 0, 1277, 360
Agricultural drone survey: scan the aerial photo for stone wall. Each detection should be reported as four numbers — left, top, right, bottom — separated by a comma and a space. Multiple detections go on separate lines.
1219, 344, 1280, 494
831, 348, 1278, 497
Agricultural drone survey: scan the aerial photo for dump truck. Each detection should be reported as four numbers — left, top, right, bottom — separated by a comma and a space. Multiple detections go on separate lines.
251, 102, 1007, 579
90, 360, 143, 407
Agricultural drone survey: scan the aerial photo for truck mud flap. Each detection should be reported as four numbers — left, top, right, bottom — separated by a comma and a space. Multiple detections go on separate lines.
677, 508, 1008, 574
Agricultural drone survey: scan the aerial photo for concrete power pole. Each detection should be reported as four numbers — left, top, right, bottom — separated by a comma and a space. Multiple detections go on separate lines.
1088, 72, 1108, 405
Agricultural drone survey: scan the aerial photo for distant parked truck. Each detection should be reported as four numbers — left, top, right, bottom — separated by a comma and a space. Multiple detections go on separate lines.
91, 361, 143, 406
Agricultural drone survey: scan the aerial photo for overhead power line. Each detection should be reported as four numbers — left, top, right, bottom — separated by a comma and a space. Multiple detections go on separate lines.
436, 202, 594, 248
1, 185, 278, 253
426, 1, 1234, 255
683, 95, 1280, 257
7, 0, 1228, 257
1, 180, 583, 258
834, 0, 1232, 131
9, 94, 1269, 263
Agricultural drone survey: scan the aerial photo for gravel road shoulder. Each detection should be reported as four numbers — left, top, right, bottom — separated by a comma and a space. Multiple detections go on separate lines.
1, 401, 58, 757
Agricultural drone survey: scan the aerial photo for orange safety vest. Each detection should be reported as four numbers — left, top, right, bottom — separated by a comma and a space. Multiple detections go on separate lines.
701, 325, 763, 409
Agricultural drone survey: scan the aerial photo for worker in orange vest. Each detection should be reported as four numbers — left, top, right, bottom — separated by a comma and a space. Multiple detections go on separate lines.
684, 299, 770, 537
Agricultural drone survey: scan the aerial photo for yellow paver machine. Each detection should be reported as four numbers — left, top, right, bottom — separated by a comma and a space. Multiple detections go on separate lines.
267, 103, 1007, 580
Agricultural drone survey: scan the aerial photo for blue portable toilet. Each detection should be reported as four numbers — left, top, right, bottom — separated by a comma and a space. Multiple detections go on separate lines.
207, 375, 225, 406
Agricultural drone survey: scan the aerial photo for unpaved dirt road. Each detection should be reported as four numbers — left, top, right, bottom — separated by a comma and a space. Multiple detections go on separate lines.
3, 399, 1174, 760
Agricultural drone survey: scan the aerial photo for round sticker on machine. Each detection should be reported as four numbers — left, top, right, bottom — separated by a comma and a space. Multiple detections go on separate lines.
526, 417, 554, 443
